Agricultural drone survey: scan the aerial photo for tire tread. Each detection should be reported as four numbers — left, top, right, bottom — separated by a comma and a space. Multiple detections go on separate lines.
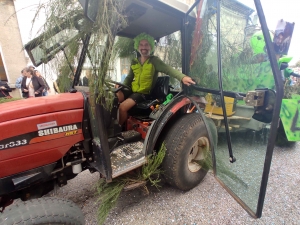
0, 197, 85, 225
162, 113, 208, 191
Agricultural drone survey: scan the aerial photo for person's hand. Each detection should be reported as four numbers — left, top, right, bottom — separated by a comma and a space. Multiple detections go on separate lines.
23, 89, 29, 92
35, 92, 38, 95
182, 76, 196, 86
0, 86, 5, 89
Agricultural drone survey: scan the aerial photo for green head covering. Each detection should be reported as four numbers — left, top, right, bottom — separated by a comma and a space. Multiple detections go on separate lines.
133, 33, 155, 53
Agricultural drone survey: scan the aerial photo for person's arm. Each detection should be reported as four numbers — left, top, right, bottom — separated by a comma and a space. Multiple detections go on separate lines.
152, 57, 185, 80
15, 77, 22, 89
123, 68, 134, 87
21, 78, 28, 92
4, 83, 12, 92
152, 57, 195, 86
36, 77, 46, 94
42, 77, 50, 90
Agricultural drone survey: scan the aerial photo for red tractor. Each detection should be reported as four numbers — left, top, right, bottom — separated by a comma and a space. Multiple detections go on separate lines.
1, 0, 284, 223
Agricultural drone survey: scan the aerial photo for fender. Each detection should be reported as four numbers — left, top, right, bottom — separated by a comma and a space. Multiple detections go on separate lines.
144, 94, 207, 155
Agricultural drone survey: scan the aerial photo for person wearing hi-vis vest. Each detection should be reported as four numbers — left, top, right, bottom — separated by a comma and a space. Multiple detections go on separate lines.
116, 32, 195, 126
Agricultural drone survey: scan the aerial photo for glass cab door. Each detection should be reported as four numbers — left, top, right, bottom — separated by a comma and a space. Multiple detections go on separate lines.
185, 0, 283, 217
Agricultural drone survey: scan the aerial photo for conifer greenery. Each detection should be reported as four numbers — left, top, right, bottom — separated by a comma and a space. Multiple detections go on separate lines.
96, 143, 166, 225
30, 0, 127, 109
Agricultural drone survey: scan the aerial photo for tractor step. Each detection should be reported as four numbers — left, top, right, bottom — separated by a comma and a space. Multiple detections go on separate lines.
121, 130, 142, 143
108, 130, 141, 151
110, 141, 146, 178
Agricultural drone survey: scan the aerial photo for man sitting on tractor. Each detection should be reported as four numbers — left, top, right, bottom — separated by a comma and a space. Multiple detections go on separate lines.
116, 32, 195, 125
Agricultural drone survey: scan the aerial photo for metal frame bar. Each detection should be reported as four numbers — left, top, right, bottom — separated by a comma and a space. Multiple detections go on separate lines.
254, 0, 284, 217
184, 0, 283, 218
216, 0, 235, 162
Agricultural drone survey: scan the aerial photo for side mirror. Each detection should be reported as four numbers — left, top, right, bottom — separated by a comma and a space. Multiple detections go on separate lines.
78, 0, 99, 22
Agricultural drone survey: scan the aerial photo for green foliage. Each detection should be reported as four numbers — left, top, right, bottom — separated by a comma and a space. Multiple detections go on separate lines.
96, 179, 125, 225
96, 143, 166, 225
31, 0, 128, 109
113, 37, 135, 59
140, 143, 166, 188
0, 98, 22, 104
156, 32, 182, 87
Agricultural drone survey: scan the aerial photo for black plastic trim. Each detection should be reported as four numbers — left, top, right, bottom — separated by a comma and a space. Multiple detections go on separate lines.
0, 163, 56, 196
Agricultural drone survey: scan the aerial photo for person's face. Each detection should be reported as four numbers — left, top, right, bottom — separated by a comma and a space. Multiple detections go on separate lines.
275, 34, 283, 46
25, 71, 31, 77
34, 70, 41, 77
138, 40, 151, 56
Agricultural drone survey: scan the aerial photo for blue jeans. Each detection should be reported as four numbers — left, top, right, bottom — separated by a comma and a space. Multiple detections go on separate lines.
42, 91, 48, 96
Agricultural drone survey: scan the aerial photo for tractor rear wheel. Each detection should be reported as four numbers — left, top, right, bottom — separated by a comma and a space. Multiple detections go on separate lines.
162, 113, 211, 191
0, 197, 85, 225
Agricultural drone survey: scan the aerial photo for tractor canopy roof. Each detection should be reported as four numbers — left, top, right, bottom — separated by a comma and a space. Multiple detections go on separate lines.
116, 0, 192, 39
25, 0, 195, 66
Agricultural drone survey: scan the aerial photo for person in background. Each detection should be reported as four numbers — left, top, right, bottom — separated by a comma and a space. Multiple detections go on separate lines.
34, 70, 51, 96
82, 70, 90, 86
21, 67, 45, 98
28, 65, 35, 70
0, 80, 12, 98
15, 68, 26, 89
121, 68, 128, 83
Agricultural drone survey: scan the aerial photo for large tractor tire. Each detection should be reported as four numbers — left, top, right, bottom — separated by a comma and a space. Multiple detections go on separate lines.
0, 197, 85, 225
162, 113, 211, 191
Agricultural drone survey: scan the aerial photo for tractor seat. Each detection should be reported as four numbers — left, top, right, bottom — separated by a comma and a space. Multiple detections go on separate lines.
135, 75, 170, 109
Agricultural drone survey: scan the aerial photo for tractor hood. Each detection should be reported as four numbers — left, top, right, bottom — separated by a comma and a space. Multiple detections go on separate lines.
0, 92, 84, 123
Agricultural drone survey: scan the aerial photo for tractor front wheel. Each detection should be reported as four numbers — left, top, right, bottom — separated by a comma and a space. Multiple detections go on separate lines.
162, 113, 211, 191
0, 197, 85, 225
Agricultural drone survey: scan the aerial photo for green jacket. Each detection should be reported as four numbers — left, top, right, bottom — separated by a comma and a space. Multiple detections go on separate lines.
123, 56, 185, 94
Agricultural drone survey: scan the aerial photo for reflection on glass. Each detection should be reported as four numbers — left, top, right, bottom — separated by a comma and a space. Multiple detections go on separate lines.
188, 0, 276, 214
29, 28, 79, 66
156, 31, 182, 90
188, 0, 219, 90
216, 0, 274, 212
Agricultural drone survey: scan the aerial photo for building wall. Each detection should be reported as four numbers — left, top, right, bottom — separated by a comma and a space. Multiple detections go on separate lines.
0, 0, 27, 98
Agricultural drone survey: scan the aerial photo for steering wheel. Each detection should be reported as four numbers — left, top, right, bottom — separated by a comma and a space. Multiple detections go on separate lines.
106, 80, 131, 93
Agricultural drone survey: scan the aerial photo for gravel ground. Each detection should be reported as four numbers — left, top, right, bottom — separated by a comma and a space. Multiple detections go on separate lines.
46, 142, 300, 225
